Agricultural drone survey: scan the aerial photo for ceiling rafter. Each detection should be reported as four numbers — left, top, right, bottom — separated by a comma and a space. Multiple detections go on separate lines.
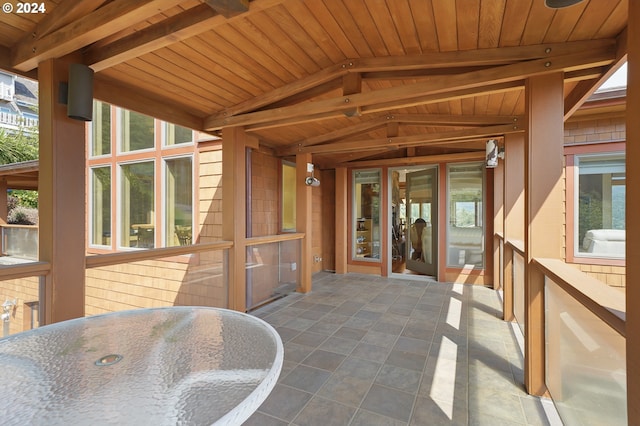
205, 47, 616, 131
93, 76, 204, 131
212, 39, 615, 120
334, 151, 486, 169
277, 113, 523, 156
289, 123, 523, 155
11, 0, 182, 72
84, 4, 220, 72
31, 0, 109, 40
84, 0, 284, 72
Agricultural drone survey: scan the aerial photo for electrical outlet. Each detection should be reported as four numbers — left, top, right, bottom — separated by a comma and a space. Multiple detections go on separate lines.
291, 262, 296, 271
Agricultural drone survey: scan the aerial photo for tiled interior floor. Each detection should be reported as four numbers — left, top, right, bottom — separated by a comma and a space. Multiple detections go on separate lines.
246, 272, 563, 426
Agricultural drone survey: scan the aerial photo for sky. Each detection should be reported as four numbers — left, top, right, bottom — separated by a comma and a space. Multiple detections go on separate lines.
597, 62, 627, 91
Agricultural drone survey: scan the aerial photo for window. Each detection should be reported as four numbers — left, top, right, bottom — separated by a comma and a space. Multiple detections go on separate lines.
120, 162, 155, 248
165, 157, 193, 246
575, 153, 625, 258
281, 162, 296, 231
353, 169, 381, 261
447, 163, 484, 267
165, 123, 193, 146
91, 101, 111, 156
90, 167, 111, 246
121, 110, 154, 152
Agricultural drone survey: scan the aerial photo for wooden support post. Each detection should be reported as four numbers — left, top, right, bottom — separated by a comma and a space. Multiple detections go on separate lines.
222, 126, 248, 312
493, 159, 504, 290
296, 153, 313, 292
0, 178, 7, 225
627, 2, 640, 423
503, 133, 525, 321
335, 167, 348, 274
524, 72, 565, 396
38, 57, 87, 324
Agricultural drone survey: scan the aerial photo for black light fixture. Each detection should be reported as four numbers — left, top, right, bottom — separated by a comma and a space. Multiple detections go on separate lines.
67, 63, 94, 121
544, 0, 585, 9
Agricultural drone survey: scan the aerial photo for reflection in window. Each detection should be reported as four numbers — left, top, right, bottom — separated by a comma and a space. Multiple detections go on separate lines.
353, 169, 381, 261
121, 110, 154, 152
576, 153, 625, 258
91, 101, 111, 156
447, 163, 484, 267
281, 162, 296, 231
165, 123, 193, 146
165, 157, 193, 246
121, 162, 154, 248
90, 167, 111, 246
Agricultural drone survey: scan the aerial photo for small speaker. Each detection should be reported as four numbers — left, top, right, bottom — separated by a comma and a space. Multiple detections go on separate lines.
67, 63, 94, 121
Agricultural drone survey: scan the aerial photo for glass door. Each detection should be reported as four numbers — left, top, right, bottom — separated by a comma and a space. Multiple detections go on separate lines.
405, 168, 437, 276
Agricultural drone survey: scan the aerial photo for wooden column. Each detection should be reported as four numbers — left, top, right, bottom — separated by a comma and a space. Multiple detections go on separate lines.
627, 2, 640, 422
335, 167, 348, 274
296, 153, 312, 292
38, 57, 87, 324
222, 126, 248, 312
0, 178, 7, 225
503, 133, 525, 321
524, 72, 565, 396
493, 159, 504, 290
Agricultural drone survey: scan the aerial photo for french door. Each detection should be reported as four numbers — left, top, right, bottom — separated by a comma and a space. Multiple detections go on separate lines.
405, 168, 438, 276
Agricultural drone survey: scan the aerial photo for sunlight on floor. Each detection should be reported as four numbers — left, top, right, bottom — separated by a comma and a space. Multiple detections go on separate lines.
430, 336, 458, 420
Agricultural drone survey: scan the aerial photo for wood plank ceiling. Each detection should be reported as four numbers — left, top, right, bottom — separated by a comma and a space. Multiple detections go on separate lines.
0, 0, 628, 168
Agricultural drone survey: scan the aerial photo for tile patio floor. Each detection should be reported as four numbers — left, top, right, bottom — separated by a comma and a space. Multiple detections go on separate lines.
246, 272, 563, 426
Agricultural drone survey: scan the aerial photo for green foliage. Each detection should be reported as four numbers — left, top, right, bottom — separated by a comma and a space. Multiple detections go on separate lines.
10, 190, 38, 208
0, 128, 38, 165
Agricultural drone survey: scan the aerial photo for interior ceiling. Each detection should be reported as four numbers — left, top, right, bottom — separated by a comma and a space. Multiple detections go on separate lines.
0, 0, 628, 169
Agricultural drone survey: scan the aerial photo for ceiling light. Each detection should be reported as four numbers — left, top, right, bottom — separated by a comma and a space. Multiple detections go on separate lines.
544, 0, 585, 9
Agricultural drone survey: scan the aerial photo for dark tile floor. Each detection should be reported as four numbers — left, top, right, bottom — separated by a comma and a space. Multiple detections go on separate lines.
246, 272, 562, 425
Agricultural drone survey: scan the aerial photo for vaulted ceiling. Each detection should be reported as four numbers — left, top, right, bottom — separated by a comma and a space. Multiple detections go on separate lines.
0, 0, 628, 168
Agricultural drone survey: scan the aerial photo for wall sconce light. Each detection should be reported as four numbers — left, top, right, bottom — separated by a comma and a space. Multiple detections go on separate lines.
305, 163, 320, 187
486, 139, 504, 168
67, 63, 94, 121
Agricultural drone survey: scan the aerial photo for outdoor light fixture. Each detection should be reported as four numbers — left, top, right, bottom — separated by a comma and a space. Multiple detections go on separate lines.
305, 163, 320, 187
544, 0, 585, 9
67, 63, 94, 121
485, 139, 504, 168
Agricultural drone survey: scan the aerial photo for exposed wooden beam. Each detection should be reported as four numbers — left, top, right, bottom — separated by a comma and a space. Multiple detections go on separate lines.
335, 151, 485, 168
93, 76, 204, 131
206, 48, 615, 130
214, 39, 615, 122
0, 46, 37, 79
204, 0, 249, 18
84, 4, 219, 72
293, 123, 523, 155
342, 72, 362, 117
390, 114, 523, 126
32, 0, 108, 39
348, 39, 616, 72
11, 0, 180, 71
564, 27, 628, 120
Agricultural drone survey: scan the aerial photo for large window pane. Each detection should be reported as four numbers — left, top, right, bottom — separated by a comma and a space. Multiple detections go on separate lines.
576, 153, 625, 258
282, 162, 296, 231
90, 167, 111, 246
353, 169, 381, 261
165, 123, 193, 146
91, 101, 111, 156
121, 110, 154, 152
165, 157, 193, 247
447, 163, 484, 267
121, 162, 155, 248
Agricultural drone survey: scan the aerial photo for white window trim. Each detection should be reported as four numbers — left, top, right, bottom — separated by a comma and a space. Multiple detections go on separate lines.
88, 166, 112, 249
573, 151, 625, 260
117, 159, 156, 250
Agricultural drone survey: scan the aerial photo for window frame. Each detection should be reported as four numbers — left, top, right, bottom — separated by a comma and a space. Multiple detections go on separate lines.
571, 150, 625, 261
162, 154, 195, 247
351, 168, 382, 263
88, 165, 112, 248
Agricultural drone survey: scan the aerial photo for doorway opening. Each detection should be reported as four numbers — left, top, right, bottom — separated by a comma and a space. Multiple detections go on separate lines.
389, 166, 438, 278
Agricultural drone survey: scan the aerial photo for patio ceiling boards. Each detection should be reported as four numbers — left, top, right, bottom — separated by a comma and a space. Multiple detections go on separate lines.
0, 0, 628, 167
